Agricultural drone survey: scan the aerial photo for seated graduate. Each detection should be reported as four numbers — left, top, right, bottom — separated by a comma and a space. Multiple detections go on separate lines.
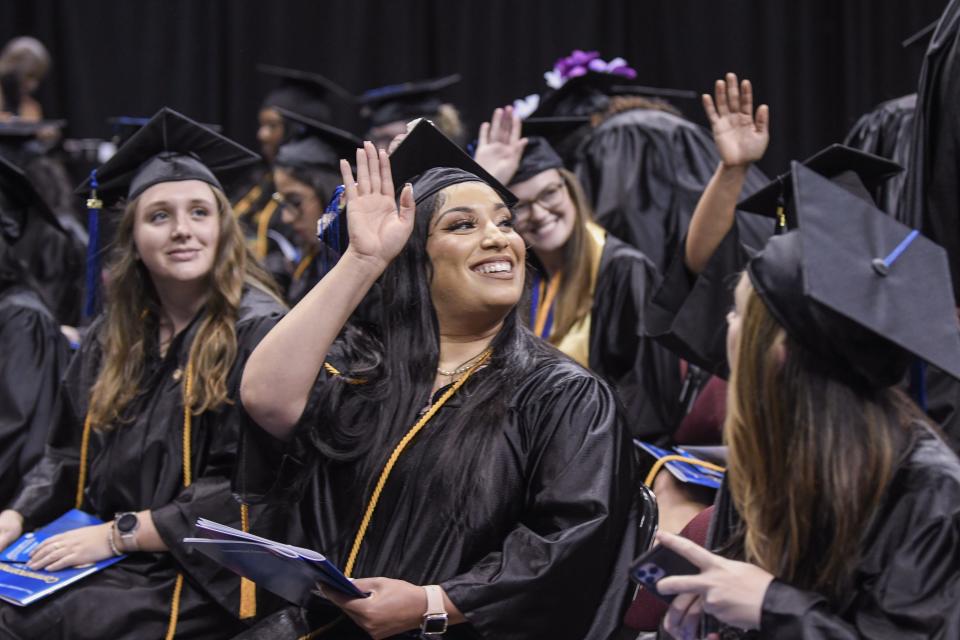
270, 108, 361, 304
239, 121, 637, 639
0, 109, 285, 639
0, 154, 70, 509
358, 74, 465, 150
653, 161, 960, 639
232, 65, 354, 293
473, 106, 682, 442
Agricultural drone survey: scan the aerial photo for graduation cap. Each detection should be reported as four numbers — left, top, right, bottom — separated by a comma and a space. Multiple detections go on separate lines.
77, 107, 260, 317
747, 162, 960, 388
107, 116, 222, 148
359, 74, 461, 129
0, 119, 66, 163
390, 119, 517, 207
0, 153, 63, 244
259, 64, 354, 124
273, 107, 362, 172
531, 72, 694, 118
509, 136, 564, 186
737, 144, 904, 232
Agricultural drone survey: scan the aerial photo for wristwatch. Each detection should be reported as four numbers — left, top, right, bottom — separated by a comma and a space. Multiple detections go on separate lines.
114, 512, 140, 552
420, 584, 448, 636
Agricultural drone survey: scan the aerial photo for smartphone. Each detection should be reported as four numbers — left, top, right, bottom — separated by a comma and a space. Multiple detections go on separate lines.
629, 544, 701, 603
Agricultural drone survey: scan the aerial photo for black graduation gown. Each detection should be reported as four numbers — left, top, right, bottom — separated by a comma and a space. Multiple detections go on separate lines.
844, 94, 916, 220
902, 0, 960, 300
0, 287, 284, 640
704, 426, 960, 639
231, 165, 294, 294
242, 350, 638, 640
588, 234, 682, 442
0, 285, 69, 509
572, 108, 770, 273
10, 213, 86, 327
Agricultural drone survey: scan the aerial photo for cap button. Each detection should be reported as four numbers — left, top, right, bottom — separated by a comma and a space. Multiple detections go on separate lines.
871, 258, 889, 277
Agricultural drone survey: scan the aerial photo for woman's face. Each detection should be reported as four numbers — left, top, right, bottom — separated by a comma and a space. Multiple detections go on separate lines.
726, 273, 751, 369
257, 108, 285, 163
509, 169, 577, 254
133, 180, 220, 287
274, 168, 322, 250
425, 181, 526, 329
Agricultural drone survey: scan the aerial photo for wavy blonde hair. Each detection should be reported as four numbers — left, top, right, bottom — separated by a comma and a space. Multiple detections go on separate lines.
86, 185, 281, 430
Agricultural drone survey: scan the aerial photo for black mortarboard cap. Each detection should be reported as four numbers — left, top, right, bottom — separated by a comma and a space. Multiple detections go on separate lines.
78, 107, 260, 206
0, 153, 63, 243
0, 119, 66, 163
509, 136, 564, 186
738, 144, 903, 230
107, 115, 222, 148
389, 119, 517, 207
259, 64, 354, 124
531, 72, 694, 119
521, 115, 590, 141
747, 162, 960, 387
273, 107, 362, 172
359, 74, 461, 129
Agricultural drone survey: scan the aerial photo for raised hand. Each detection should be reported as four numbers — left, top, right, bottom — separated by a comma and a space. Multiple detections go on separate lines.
474, 105, 528, 185
339, 141, 417, 272
703, 73, 770, 168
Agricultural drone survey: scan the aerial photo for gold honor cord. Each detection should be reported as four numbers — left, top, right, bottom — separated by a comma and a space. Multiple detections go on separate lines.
297, 350, 491, 640
643, 454, 726, 488
292, 249, 318, 283
344, 350, 492, 577
254, 199, 279, 260
533, 273, 563, 338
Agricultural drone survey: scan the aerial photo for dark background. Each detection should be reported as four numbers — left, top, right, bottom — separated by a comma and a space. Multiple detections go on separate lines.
0, 0, 947, 174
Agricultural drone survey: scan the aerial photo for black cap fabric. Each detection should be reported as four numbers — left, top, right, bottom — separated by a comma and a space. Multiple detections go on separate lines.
0, 119, 65, 163
509, 136, 564, 186
738, 144, 903, 228
521, 116, 590, 143
530, 72, 692, 119
389, 119, 517, 207
259, 64, 354, 124
78, 108, 261, 205
273, 107, 362, 172
360, 74, 461, 128
0, 153, 63, 243
747, 162, 960, 386
107, 115, 222, 147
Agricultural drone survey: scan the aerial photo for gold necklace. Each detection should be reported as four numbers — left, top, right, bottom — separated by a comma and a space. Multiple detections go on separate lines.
436, 348, 491, 377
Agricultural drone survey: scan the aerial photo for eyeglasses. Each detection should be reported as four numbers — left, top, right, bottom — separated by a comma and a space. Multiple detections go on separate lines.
272, 191, 317, 221
513, 181, 568, 220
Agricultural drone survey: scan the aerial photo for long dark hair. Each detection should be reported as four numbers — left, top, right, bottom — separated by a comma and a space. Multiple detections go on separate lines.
305, 187, 554, 519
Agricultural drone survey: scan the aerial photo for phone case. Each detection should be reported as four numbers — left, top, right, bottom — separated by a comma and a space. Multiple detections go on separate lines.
629, 544, 701, 603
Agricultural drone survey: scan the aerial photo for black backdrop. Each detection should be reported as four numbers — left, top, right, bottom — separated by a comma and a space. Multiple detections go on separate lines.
0, 0, 946, 173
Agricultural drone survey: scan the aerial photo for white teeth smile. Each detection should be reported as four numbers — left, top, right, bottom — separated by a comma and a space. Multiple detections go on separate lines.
473, 261, 512, 274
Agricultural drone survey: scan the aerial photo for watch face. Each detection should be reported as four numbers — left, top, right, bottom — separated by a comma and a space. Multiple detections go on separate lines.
422, 614, 448, 635
116, 513, 138, 533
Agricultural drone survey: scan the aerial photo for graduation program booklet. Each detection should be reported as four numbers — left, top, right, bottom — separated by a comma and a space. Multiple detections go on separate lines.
184, 518, 368, 607
635, 441, 725, 490
0, 509, 125, 606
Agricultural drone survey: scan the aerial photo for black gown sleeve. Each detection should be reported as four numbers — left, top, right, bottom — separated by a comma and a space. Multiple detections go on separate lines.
440, 371, 638, 640
589, 237, 682, 442
646, 227, 755, 377
0, 300, 70, 509
8, 322, 98, 529
759, 440, 960, 638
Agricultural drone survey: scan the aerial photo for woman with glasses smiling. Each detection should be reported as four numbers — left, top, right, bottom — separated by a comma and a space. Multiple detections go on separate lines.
271, 108, 361, 304
475, 106, 683, 442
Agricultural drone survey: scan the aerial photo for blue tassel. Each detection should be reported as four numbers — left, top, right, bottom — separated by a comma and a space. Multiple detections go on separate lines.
910, 360, 928, 413
320, 185, 346, 276
84, 170, 102, 318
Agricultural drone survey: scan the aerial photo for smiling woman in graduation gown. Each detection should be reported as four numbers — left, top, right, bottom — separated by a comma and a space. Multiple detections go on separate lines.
0, 109, 285, 639
474, 110, 682, 441
0, 155, 69, 509
238, 122, 637, 639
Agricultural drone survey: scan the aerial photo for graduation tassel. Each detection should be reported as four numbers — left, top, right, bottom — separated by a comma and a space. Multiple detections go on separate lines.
84, 170, 103, 318
238, 503, 257, 619
320, 185, 345, 276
